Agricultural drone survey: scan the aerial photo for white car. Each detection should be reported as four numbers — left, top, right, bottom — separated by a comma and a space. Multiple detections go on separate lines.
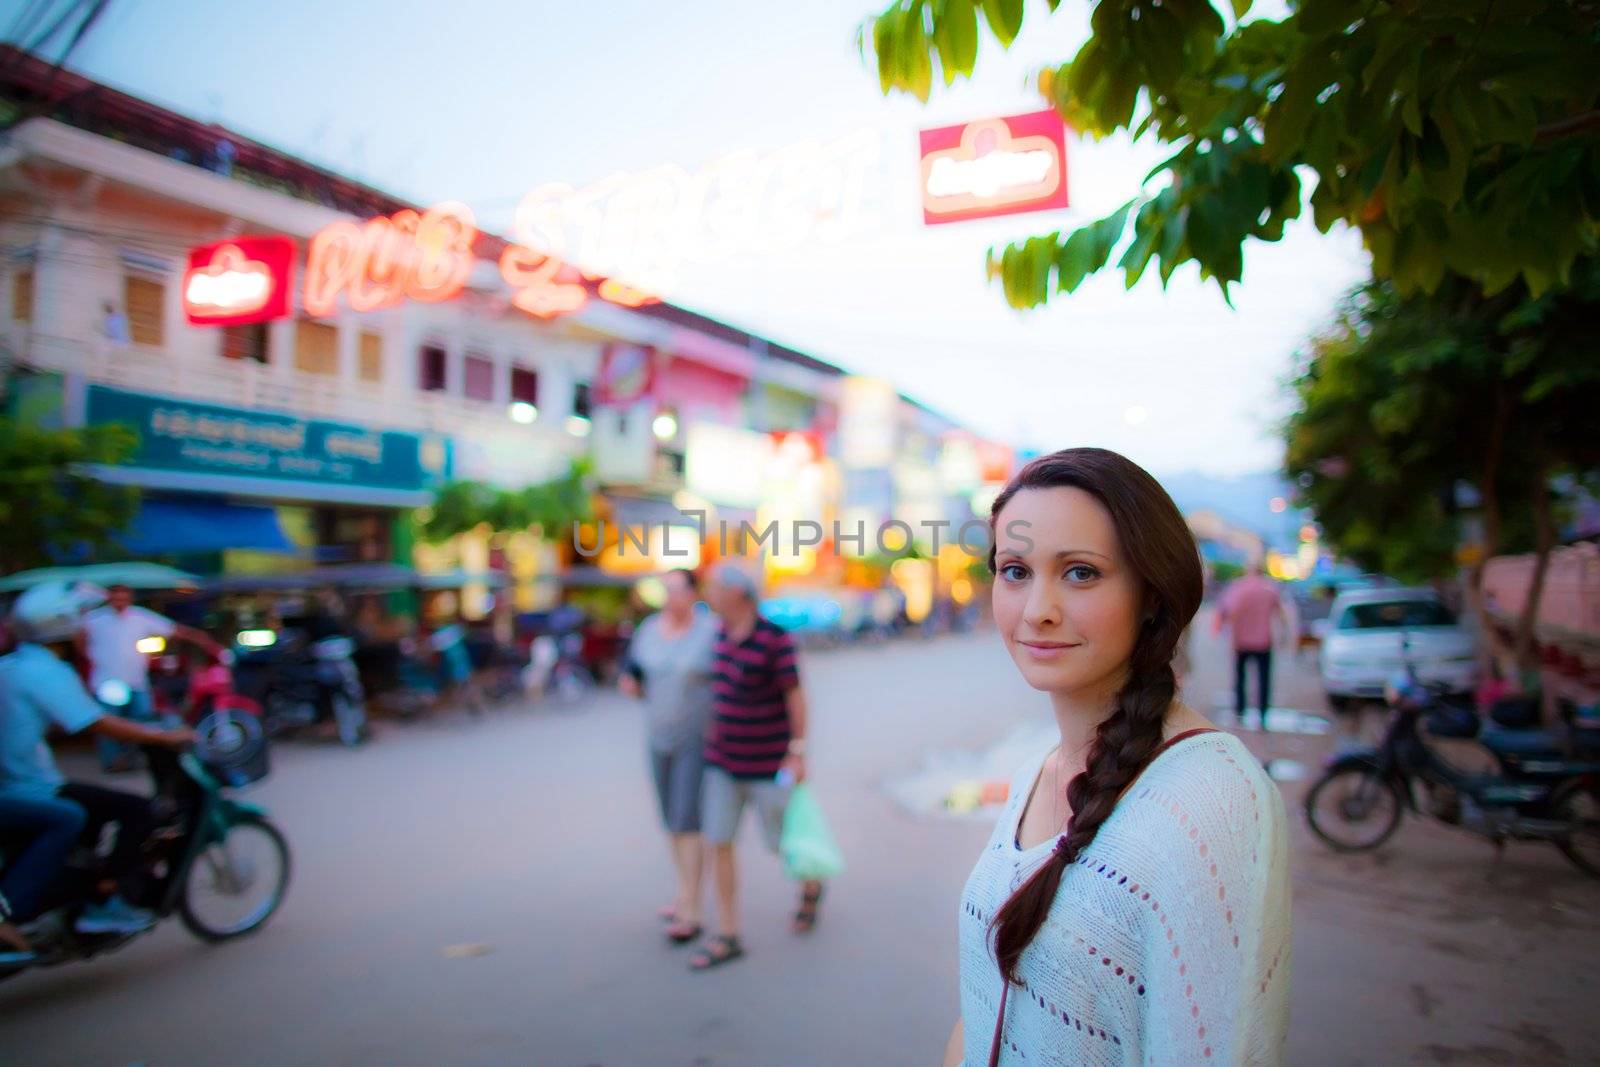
1319, 588, 1477, 709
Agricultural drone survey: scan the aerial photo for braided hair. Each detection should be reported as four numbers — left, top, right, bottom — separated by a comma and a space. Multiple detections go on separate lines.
985, 448, 1203, 986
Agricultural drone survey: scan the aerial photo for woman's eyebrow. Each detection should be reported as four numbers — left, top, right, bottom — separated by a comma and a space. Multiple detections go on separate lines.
995, 547, 1112, 560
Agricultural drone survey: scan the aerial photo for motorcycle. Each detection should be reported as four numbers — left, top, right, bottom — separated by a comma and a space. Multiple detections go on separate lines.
523, 630, 595, 707
232, 627, 369, 747
0, 692, 290, 980
1304, 640, 1600, 877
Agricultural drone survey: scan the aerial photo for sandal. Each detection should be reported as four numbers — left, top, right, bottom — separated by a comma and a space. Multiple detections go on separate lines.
657, 903, 678, 923
792, 883, 825, 934
665, 921, 703, 945
688, 934, 744, 971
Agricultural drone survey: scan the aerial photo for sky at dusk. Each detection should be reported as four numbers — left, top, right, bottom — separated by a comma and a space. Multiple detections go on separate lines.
35, 0, 1370, 476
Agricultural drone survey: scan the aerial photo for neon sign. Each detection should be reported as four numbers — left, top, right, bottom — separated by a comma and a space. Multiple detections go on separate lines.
304, 202, 477, 316
918, 111, 1069, 225
182, 237, 294, 326
512, 128, 883, 300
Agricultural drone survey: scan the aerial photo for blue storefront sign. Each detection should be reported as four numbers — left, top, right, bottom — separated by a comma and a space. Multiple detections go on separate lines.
84, 384, 451, 507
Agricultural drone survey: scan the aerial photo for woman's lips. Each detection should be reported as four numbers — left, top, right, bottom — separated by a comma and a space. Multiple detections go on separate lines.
1018, 640, 1079, 661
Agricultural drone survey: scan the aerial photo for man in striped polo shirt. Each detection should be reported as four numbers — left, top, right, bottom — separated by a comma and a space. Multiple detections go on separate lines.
688, 561, 824, 971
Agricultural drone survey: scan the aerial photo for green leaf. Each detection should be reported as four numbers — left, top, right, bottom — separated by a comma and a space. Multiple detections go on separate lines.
1131, 4, 1186, 91
898, 3, 934, 101
1067, 36, 1106, 105
981, 0, 1023, 48
1265, 53, 1332, 164
1055, 227, 1096, 292
873, 10, 898, 94
945, 0, 979, 76
931, 3, 958, 84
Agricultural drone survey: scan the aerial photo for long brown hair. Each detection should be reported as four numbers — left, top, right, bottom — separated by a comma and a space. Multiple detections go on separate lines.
986, 447, 1202, 985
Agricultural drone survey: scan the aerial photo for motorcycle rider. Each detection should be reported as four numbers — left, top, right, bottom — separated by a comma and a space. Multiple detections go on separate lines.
80, 582, 221, 771
0, 581, 194, 935
0, 792, 87, 964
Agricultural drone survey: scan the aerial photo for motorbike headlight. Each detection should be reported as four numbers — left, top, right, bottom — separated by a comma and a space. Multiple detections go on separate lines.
236, 628, 277, 648
96, 679, 132, 707
136, 635, 167, 654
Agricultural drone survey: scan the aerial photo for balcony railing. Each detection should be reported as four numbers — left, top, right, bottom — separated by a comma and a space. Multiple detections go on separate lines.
18, 333, 573, 451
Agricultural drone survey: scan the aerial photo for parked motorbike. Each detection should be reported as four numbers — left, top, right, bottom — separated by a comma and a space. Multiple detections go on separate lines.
180, 649, 264, 726
231, 627, 369, 747
1304, 641, 1600, 877
0, 695, 290, 980
523, 630, 595, 706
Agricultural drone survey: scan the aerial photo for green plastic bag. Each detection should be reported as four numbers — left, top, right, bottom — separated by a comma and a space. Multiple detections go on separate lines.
780, 783, 845, 881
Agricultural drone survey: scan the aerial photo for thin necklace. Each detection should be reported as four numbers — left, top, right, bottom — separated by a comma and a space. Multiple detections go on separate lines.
1048, 737, 1096, 836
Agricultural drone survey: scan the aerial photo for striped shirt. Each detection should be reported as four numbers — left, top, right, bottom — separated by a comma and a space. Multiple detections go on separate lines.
704, 616, 799, 779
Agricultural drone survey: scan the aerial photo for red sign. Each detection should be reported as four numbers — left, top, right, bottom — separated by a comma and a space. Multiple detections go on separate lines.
182, 237, 294, 326
595, 344, 655, 407
918, 110, 1069, 226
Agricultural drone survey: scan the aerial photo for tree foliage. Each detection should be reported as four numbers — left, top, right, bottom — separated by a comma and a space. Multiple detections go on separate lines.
1285, 258, 1600, 595
419, 459, 595, 543
0, 417, 140, 573
866, 0, 1600, 306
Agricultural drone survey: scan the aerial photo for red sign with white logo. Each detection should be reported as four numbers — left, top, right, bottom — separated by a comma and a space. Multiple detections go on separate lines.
182, 237, 295, 326
918, 110, 1070, 226
596, 344, 656, 407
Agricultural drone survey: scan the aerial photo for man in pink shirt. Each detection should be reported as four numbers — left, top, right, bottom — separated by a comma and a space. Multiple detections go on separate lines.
1213, 562, 1289, 730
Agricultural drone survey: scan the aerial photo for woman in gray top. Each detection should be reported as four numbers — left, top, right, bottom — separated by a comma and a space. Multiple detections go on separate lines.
619, 568, 719, 945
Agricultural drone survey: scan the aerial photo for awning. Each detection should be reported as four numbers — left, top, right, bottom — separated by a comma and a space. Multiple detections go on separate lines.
203, 564, 508, 594
604, 493, 697, 528
118, 498, 296, 555
0, 562, 200, 594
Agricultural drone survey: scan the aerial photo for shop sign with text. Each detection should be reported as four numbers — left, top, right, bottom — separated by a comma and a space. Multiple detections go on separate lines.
182, 237, 295, 326
85, 385, 450, 492
918, 110, 1069, 225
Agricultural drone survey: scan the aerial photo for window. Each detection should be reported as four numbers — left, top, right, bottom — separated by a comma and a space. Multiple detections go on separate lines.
418, 344, 448, 392
510, 366, 538, 404
222, 322, 269, 363
294, 319, 339, 375
11, 269, 32, 322
463, 352, 494, 402
573, 381, 592, 418
358, 331, 383, 383
1336, 600, 1457, 631
124, 275, 165, 345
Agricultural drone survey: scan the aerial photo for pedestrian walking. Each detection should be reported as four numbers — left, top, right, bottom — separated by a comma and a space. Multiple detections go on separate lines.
618, 568, 719, 946
948, 448, 1290, 1066
80, 583, 219, 771
688, 561, 824, 971
1212, 561, 1290, 731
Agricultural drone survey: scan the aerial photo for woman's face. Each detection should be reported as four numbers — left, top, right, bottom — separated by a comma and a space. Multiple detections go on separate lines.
664, 572, 696, 614
991, 486, 1146, 700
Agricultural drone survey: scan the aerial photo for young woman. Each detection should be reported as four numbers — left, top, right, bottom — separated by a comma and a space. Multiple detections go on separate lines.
619, 568, 720, 945
948, 449, 1290, 1066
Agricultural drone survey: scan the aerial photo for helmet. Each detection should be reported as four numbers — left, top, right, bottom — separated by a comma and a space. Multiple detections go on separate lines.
8, 581, 106, 643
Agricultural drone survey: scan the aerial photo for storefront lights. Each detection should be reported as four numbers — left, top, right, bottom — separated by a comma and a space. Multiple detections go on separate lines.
509, 401, 539, 424
652, 412, 679, 441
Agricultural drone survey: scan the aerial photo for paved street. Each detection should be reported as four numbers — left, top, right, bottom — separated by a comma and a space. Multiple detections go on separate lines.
2, 610, 1597, 1066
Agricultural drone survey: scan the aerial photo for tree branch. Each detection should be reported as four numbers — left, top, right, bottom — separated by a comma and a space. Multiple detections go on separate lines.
1534, 110, 1600, 144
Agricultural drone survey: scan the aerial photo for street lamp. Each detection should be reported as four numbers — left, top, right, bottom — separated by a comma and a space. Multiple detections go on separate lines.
652, 411, 678, 441
509, 401, 538, 424
565, 415, 592, 437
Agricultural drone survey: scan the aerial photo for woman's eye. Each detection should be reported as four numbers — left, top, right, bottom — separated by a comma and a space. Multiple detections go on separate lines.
1064, 564, 1100, 583
998, 563, 1029, 582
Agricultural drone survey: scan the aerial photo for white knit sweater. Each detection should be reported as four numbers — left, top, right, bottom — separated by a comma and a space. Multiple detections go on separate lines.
958, 731, 1290, 1066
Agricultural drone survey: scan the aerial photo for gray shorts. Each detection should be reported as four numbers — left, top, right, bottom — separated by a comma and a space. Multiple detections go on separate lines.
701, 764, 791, 850
650, 745, 706, 835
